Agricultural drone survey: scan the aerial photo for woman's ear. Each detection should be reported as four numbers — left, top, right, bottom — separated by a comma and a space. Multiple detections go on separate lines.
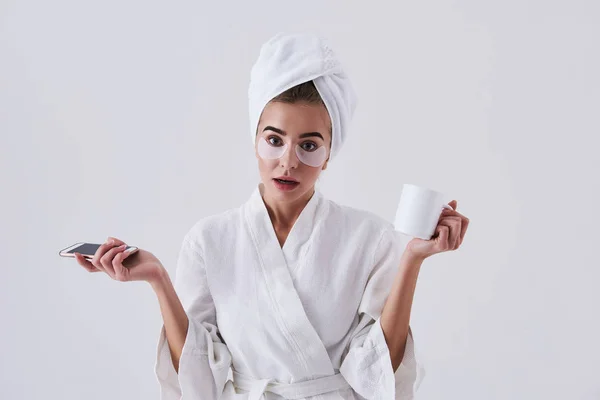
321, 159, 329, 171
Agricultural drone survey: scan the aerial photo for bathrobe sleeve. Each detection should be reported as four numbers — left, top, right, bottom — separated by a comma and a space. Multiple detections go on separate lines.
154, 234, 232, 400
339, 228, 425, 400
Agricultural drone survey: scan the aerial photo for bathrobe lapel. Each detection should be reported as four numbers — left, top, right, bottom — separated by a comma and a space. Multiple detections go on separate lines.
244, 184, 334, 378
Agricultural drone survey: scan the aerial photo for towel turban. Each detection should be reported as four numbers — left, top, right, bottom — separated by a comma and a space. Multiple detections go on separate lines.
248, 32, 358, 161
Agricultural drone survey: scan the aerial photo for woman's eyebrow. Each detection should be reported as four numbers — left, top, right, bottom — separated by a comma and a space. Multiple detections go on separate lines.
263, 126, 324, 140
263, 126, 285, 135
299, 132, 324, 140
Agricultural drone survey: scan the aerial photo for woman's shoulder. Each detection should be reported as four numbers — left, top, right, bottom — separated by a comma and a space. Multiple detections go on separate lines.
321, 196, 395, 237
322, 196, 411, 256
182, 206, 243, 249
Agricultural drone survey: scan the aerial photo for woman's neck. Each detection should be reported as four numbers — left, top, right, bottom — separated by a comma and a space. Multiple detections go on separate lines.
261, 185, 315, 229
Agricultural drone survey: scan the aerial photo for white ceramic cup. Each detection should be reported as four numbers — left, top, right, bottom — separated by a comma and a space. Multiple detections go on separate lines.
394, 183, 453, 240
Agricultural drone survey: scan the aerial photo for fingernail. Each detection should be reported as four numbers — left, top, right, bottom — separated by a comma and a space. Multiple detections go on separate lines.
120, 244, 127, 249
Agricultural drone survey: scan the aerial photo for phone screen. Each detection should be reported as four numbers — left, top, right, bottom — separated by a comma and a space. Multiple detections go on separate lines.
66, 243, 135, 258
67, 243, 102, 257
60, 243, 138, 259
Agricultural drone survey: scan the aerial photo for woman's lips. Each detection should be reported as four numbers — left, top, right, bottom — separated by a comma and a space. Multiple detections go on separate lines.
274, 176, 298, 182
273, 178, 300, 191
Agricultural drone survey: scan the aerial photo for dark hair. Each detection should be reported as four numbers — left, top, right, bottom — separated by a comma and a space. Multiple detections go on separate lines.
269, 81, 332, 142
270, 80, 325, 106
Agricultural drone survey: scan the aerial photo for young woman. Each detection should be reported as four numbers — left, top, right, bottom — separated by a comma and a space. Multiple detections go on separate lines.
74, 33, 469, 400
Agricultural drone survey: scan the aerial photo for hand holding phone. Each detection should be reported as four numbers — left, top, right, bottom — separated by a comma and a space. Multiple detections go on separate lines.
60, 237, 165, 285
60, 242, 139, 259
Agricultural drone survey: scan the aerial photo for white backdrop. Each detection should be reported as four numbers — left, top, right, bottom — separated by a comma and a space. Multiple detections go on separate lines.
1, 1, 599, 399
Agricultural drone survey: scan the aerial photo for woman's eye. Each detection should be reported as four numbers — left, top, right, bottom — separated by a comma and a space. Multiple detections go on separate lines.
268, 136, 282, 146
301, 142, 317, 152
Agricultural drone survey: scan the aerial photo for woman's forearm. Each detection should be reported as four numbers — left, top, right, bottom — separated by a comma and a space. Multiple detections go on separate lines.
151, 268, 189, 373
380, 251, 424, 371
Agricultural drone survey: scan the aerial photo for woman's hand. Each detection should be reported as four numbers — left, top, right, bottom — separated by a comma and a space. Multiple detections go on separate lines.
74, 236, 165, 285
405, 200, 470, 261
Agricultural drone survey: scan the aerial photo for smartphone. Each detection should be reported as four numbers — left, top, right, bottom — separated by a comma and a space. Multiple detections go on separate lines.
59, 242, 139, 259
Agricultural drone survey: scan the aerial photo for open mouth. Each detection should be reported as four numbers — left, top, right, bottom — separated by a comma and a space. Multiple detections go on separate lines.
274, 178, 298, 185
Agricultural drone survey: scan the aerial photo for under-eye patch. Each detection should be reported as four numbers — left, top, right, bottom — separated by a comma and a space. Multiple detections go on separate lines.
295, 145, 327, 167
257, 137, 328, 167
257, 137, 288, 159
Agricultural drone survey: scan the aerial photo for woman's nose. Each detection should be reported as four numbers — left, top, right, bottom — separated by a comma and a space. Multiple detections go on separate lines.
279, 145, 299, 169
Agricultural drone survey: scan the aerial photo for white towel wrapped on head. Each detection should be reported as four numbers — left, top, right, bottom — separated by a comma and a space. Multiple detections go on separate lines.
248, 32, 357, 161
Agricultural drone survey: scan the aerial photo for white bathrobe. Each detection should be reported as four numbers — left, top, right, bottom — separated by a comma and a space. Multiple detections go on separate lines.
155, 184, 425, 399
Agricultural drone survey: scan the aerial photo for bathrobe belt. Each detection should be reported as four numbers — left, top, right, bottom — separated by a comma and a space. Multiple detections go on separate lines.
232, 370, 351, 400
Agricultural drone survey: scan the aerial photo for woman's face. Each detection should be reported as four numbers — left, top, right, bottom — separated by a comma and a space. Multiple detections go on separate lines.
255, 101, 331, 203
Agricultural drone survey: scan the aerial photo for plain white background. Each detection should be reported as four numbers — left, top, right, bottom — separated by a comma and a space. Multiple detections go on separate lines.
1, 1, 598, 399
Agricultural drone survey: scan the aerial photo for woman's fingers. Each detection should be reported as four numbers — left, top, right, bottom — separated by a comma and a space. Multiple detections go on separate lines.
100, 244, 128, 279
91, 238, 126, 275
459, 217, 469, 245
451, 217, 462, 249
73, 236, 136, 281
435, 225, 450, 250
438, 216, 462, 250
91, 240, 114, 272
112, 249, 135, 281
448, 200, 458, 210
74, 253, 101, 273
442, 208, 469, 245
107, 237, 126, 246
